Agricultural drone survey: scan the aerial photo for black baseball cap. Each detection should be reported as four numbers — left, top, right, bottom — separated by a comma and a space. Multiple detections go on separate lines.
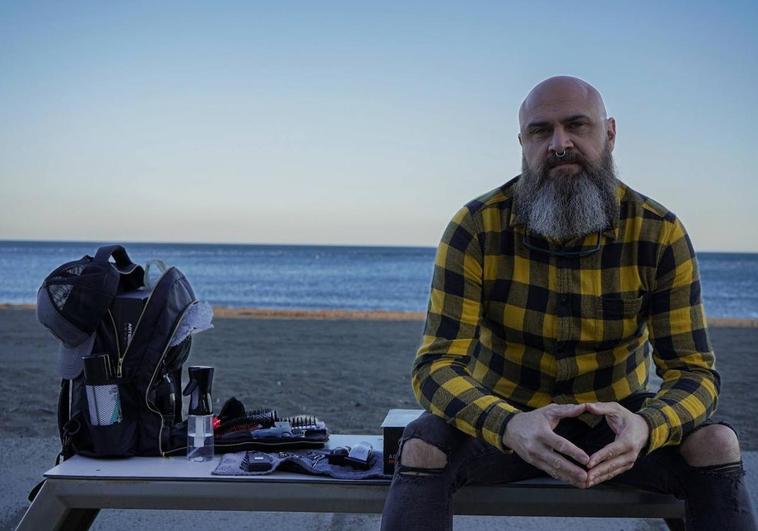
37, 245, 144, 378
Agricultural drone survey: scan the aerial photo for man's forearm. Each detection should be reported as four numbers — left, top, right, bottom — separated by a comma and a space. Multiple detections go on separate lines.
412, 357, 522, 452
635, 368, 719, 452
645, 219, 720, 452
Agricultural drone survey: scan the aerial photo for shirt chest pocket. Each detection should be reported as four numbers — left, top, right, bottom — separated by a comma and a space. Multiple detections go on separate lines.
590, 295, 646, 320
585, 294, 647, 343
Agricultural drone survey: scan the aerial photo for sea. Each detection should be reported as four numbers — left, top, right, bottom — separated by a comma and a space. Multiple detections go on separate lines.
1, 241, 757, 318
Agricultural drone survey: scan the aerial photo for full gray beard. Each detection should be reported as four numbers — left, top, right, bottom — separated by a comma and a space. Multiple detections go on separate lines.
514, 149, 619, 242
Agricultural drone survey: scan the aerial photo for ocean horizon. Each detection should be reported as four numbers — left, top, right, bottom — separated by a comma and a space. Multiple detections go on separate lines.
2, 240, 757, 319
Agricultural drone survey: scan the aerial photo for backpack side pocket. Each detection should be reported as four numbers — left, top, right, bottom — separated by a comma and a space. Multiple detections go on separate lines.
85, 378, 139, 456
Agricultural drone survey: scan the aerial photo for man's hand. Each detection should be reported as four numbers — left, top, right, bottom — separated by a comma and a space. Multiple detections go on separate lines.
503, 403, 591, 488
585, 402, 650, 488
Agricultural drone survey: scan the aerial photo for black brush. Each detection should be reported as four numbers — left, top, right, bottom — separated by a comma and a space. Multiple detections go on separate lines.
216, 409, 279, 435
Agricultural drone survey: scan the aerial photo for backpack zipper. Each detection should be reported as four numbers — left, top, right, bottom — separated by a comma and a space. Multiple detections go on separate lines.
116, 267, 172, 377
106, 309, 122, 377
145, 300, 198, 456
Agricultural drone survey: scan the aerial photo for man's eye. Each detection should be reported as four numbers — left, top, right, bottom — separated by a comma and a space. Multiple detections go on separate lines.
530, 128, 547, 136
569, 122, 587, 129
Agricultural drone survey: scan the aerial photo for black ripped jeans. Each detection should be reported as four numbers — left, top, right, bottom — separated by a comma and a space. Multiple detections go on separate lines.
381, 395, 757, 531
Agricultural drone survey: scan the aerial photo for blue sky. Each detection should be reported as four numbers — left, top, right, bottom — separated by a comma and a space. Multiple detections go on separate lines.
1, 1, 757, 251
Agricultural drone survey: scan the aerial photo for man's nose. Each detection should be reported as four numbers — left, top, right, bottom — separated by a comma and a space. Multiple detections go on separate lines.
548, 127, 573, 154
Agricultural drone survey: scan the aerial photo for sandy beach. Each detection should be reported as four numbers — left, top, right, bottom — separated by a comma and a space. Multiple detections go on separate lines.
1, 307, 757, 529
1, 306, 756, 444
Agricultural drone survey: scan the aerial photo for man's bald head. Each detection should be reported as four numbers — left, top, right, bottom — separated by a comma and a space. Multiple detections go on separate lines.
514, 76, 619, 242
517, 76, 616, 171
519, 76, 608, 130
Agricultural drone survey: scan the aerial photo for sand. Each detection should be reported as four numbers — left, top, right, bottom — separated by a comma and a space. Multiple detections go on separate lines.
0, 307, 424, 438
4, 303, 758, 327
1, 306, 756, 445
1, 307, 757, 530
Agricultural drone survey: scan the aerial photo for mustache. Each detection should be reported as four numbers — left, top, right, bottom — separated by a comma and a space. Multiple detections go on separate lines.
544, 150, 588, 171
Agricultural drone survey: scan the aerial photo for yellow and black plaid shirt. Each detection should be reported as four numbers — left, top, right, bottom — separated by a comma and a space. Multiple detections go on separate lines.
413, 177, 719, 454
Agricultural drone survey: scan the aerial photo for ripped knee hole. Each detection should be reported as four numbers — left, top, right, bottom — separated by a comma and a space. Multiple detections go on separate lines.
398, 438, 448, 474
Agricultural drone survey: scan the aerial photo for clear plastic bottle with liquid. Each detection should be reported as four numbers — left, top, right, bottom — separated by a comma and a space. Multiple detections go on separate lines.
187, 413, 214, 461
183, 366, 214, 462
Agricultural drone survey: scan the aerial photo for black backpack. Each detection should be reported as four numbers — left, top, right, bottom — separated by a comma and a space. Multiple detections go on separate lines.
42, 245, 329, 462
52, 246, 199, 458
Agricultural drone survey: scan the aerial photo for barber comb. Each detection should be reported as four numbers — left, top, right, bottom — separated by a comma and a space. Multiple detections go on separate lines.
282, 415, 320, 429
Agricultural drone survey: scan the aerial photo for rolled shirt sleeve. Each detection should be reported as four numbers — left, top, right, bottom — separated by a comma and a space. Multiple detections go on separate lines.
636, 217, 720, 453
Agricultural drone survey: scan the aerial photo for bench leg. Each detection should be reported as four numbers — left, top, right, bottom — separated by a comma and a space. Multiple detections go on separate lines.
664, 518, 685, 531
17, 480, 99, 531
58, 508, 100, 531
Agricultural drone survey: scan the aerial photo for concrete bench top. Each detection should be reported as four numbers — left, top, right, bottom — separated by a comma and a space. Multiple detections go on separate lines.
19, 433, 685, 531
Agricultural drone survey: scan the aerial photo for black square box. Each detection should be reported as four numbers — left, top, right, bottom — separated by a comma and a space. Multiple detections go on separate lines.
380, 409, 423, 475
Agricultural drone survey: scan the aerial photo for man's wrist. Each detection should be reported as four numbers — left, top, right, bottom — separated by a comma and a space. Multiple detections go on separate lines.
501, 411, 521, 450
495, 407, 527, 454
634, 411, 657, 454
632, 412, 651, 451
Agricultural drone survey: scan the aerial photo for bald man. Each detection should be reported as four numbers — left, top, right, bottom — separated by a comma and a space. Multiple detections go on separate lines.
381, 77, 756, 530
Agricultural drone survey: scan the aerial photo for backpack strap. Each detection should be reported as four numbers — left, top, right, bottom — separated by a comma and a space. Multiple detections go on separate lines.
57, 378, 76, 461
57, 379, 70, 443
94, 245, 145, 291
94, 245, 135, 268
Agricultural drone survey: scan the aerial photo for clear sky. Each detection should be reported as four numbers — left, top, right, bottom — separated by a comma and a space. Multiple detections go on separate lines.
1, 1, 756, 251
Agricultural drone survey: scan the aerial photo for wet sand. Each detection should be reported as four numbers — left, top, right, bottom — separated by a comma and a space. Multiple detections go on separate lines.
5, 303, 757, 327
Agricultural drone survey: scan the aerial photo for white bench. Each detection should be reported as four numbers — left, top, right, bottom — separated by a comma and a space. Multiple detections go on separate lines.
17, 434, 685, 531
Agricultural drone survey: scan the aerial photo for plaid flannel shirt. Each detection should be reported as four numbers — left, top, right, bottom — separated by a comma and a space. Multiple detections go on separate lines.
413, 177, 719, 454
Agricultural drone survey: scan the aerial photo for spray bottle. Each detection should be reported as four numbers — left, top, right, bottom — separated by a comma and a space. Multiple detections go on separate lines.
183, 366, 214, 462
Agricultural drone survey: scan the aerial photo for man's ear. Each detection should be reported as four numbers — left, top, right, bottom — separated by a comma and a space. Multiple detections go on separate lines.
518, 133, 523, 146
606, 117, 617, 151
